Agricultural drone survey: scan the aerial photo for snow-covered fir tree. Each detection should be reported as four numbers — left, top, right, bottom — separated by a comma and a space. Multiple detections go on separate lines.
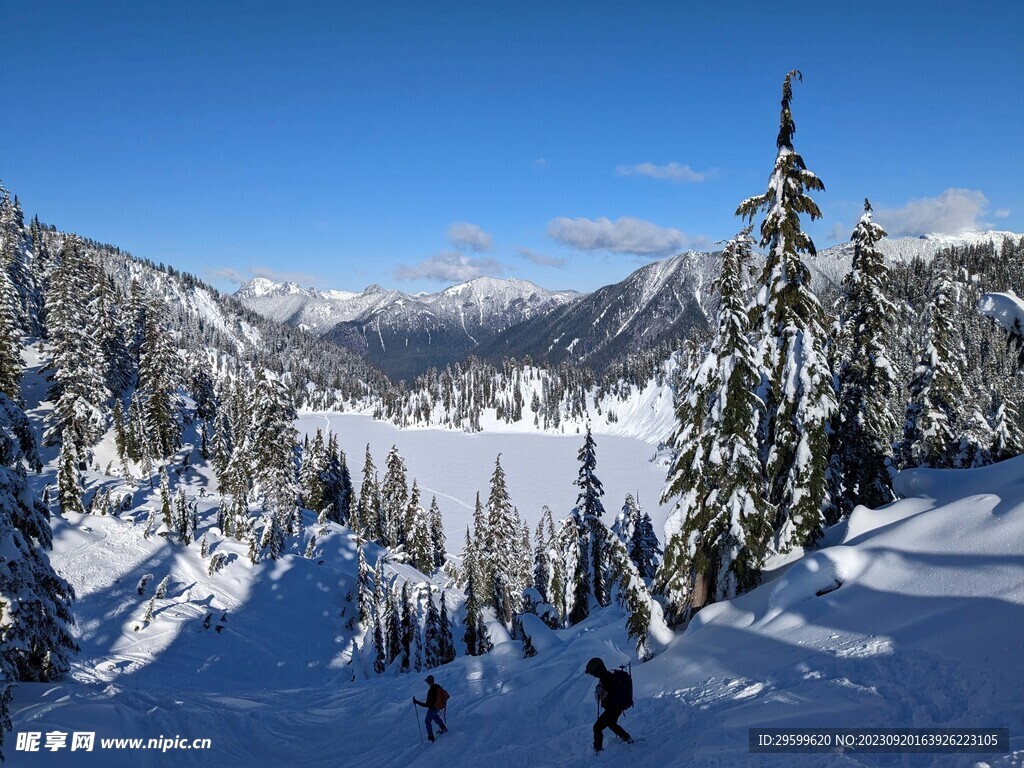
423, 589, 443, 669
357, 444, 378, 540
299, 429, 328, 513
616, 495, 661, 580
0, 393, 77, 697
371, 559, 387, 674
736, 70, 837, 552
657, 229, 772, 623
44, 237, 110, 477
833, 200, 899, 514
900, 266, 965, 468
0, 243, 23, 404
399, 581, 415, 671
136, 298, 181, 460
483, 454, 527, 625
428, 495, 446, 571
405, 480, 433, 573
573, 426, 609, 610
356, 539, 373, 626
531, 506, 556, 604
437, 592, 455, 665
385, 584, 402, 667
461, 566, 492, 656
248, 372, 300, 541
380, 446, 409, 548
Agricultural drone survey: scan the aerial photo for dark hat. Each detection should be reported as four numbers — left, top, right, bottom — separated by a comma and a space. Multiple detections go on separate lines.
585, 657, 606, 676
425, 675, 435, 684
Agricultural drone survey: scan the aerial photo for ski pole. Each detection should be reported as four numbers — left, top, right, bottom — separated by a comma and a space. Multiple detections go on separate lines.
414, 702, 423, 745
443, 705, 448, 729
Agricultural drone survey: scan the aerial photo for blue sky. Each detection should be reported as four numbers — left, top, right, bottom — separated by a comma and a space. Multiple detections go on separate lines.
2, 0, 1021, 294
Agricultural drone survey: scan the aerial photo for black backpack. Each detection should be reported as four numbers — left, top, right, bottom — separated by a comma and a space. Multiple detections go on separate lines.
609, 668, 633, 711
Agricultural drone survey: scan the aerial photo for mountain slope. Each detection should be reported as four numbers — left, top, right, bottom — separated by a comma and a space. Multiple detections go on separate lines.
235, 232, 1021, 380
238, 276, 578, 381
476, 251, 719, 372
12, 449, 1024, 767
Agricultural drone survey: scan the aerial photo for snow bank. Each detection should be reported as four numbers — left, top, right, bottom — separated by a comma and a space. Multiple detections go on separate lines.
979, 291, 1024, 337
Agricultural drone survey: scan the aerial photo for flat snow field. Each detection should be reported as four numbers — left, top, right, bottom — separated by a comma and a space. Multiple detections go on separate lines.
297, 412, 674, 544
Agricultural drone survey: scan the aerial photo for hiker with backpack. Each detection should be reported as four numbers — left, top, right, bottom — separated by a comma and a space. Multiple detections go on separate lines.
413, 674, 449, 743
584, 657, 634, 753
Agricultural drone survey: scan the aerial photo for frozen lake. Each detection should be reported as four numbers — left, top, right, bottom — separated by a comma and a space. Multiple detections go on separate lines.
296, 413, 675, 547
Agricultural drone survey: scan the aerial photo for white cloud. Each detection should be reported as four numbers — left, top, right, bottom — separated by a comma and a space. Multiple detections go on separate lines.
517, 247, 567, 269
546, 216, 701, 256
206, 265, 322, 287
994, 208, 1011, 218
447, 221, 493, 252
395, 251, 506, 282
828, 221, 847, 242
875, 188, 990, 236
250, 266, 324, 286
207, 267, 246, 284
533, 158, 547, 169
615, 162, 711, 183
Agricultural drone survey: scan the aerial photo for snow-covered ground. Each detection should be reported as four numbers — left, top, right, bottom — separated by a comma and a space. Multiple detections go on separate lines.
9, 426, 1024, 766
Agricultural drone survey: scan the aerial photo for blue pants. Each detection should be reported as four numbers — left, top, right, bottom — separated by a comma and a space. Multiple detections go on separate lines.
425, 708, 445, 738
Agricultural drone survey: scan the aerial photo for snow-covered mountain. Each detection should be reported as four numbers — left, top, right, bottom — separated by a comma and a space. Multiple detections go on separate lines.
237, 232, 1020, 381
481, 231, 1023, 371
237, 276, 578, 381
477, 250, 720, 371
808, 230, 1022, 293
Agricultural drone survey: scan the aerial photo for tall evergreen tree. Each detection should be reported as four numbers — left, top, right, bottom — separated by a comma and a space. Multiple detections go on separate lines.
657, 230, 771, 622
44, 237, 109, 458
0, 393, 77, 698
386, 585, 402, 665
357, 445, 378, 540
423, 590, 443, 669
625, 505, 660, 580
438, 592, 455, 665
485, 454, 523, 622
372, 558, 387, 673
834, 200, 899, 514
428, 495, 446, 570
575, 426, 609, 607
532, 506, 556, 603
406, 481, 434, 573
462, 568, 492, 656
356, 539, 373, 626
299, 429, 328, 512
55, 427, 85, 515
248, 373, 299, 533
0, 250, 22, 403
900, 266, 965, 468
399, 581, 415, 671
380, 446, 409, 548
736, 70, 837, 552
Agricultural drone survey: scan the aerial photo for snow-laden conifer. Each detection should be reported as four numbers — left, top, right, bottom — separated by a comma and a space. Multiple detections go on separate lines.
834, 200, 899, 513
657, 229, 770, 622
357, 445, 378, 540
900, 267, 965, 468
0, 394, 77, 689
428, 495, 446, 571
380, 446, 409, 548
736, 71, 837, 552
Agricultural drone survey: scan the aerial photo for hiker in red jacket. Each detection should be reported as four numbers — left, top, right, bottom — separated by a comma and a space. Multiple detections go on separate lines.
413, 675, 449, 742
